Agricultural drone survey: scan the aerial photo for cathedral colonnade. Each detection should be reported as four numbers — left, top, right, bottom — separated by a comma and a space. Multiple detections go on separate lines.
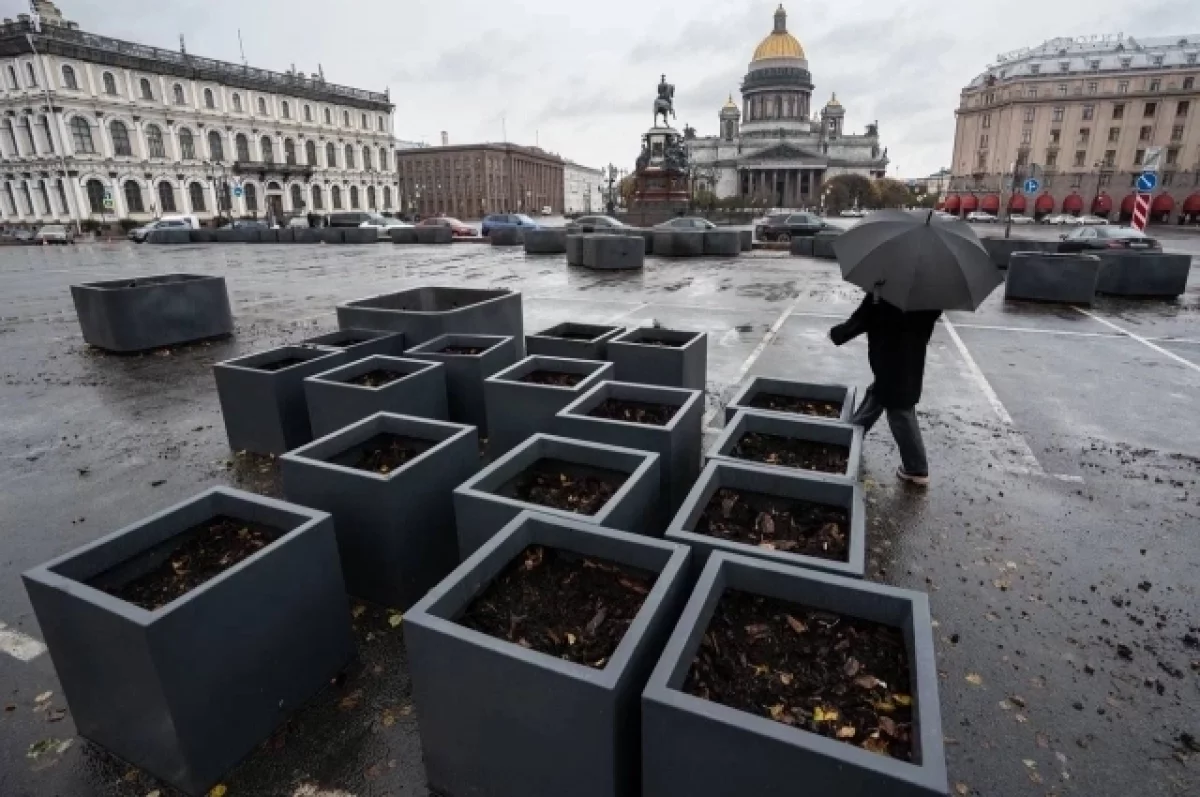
739, 167, 826, 207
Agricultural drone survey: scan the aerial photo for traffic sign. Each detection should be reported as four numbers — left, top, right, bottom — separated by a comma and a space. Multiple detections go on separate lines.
102, 198, 114, 210
1131, 193, 1151, 232
1142, 147, 1162, 173
232, 186, 244, 198
1023, 178, 1040, 194
1135, 172, 1158, 193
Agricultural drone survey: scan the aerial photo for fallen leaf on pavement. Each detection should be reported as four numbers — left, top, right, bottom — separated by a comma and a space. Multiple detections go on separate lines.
388, 613, 403, 628
966, 673, 983, 686
955, 784, 969, 796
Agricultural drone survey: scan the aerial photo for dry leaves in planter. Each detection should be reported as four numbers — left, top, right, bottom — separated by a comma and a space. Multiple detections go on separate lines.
730, 432, 850, 474
695, 487, 850, 561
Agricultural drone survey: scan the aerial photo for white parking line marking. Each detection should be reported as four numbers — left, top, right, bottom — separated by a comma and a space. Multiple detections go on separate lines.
950, 322, 1121, 339
0, 622, 47, 662
603, 303, 649, 323
1074, 308, 1200, 375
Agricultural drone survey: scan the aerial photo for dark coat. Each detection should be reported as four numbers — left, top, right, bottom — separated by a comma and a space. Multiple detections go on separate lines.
831, 295, 941, 409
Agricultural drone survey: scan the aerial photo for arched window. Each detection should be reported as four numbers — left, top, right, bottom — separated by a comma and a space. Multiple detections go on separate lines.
305, 140, 316, 165
281, 101, 290, 119
345, 144, 355, 169
35, 178, 50, 215
323, 107, 332, 125
284, 138, 296, 165
343, 110, 350, 126
232, 93, 242, 112
140, 78, 153, 100
25, 62, 37, 87
379, 146, 388, 170
37, 115, 54, 154
363, 146, 373, 170
109, 120, 132, 156
218, 183, 231, 213
61, 65, 78, 90
173, 83, 185, 105
378, 115, 385, 131
86, 179, 105, 213
383, 186, 391, 209
208, 130, 224, 162
331, 185, 342, 209
124, 180, 144, 213
1, 118, 16, 155
70, 117, 95, 153
304, 105, 312, 122
361, 113, 368, 129
257, 97, 267, 115
235, 133, 250, 162
260, 136, 274, 163
158, 182, 177, 213
244, 183, 258, 212
350, 185, 360, 209
145, 124, 165, 158
325, 142, 336, 167
102, 72, 117, 95
204, 88, 215, 109
367, 185, 376, 209
311, 185, 323, 210
290, 184, 303, 210
189, 182, 206, 212
6, 65, 17, 88
17, 117, 34, 153
178, 128, 195, 159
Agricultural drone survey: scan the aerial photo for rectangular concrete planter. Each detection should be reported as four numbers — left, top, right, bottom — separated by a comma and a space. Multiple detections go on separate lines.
1005, 253, 1101, 305
303, 355, 447, 438
724, 376, 856, 424
642, 552, 947, 797
490, 226, 525, 246
979, 237, 1057, 269
189, 228, 217, 243
738, 229, 753, 252
702, 229, 741, 256
405, 511, 691, 797
404, 333, 519, 434
389, 227, 418, 244
524, 227, 567, 253
147, 228, 191, 243
342, 227, 378, 244
484, 355, 614, 454
789, 237, 814, 257
276, 228, 295, 243
281, 413, 479, 609
665, 460, 865, 579
555, 380, 703, 523
22, 487, 353, 797
213, 228, 246, 243
252, 228, 279, 244
319, 228, 343, 244
415, 226, 453, 244
813, 230, 841, 259
526, 322, 625, 360
653, 230, 704, 257
336, 287, 524, 353
566, 233, 585, 265
298, 327, 405, 358
453, 433, 660, 557
1096, 252, 1192, 298
708, 410, 863, 483
583, 234, 646, 269
213, 345, 345, 455
71, 273, 233, 353
607, 327, 707, 391
292, 228, 321, 244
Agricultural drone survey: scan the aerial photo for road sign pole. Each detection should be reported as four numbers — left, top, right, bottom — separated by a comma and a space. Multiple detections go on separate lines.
1131, 170, 1158, 232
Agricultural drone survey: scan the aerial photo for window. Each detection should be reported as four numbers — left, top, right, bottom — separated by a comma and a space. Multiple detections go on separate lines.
1152, 55, 1163, 66
18, 181, 32, 214
61, 65, 78, 89
1052, 106, 1064, 122
345, 144, 355, 169
173, 84, 185, 105
1030, 64, 1041, 75
284, 138, 296, 165
85, 179, 105, 213
1113, 103, 1125, 119
204, 88, 215, 108
303, 104, 312, 122
290, 183, 303, 210
153, 182, 175, 212
232, 93, 242, 112
1139, 125, 1152, 141
1059, 61, 1069, 73
312, 185, 323, 210
32, 178, 49, 214
1104, 149, 1116, 167
1162, 172, 1173, 187
1087, 81, 1097, 94
140, 78, 153, 100
1166, 148, 1178, 166
236, 133, 250, 161
1049, 129, 1061, 145
1071, 174, 1083, 188
38, 115, 54, 154
1104, 126, 1119, 144
1023, 107, 1035, 123
383, 186, 391, 208
208, 130, 224, 162
1046, 150, 1058, 167
1185, 77, 1196, 89
1189, 56, 1198, 67
1073, 150, 1086, 167
1117, 81, 1129, 94
1089, 59, 1100, 71
1134, 148, 1145, 165
25, 62, 37, 87
54, 178, 67, 213
110, 120, 132, 156
0, 118, 16, 155
1082, 105, 1094, 120
1178, 101, 1190, 117
305, 140, 317, 165
363, 146, 373, 170
326, 142, 336, 167
6, 64, 16, 88
343, 110, 350, 126
101, 72, 117, 95
258, 97, 267, 115
982, 112, 991, 129
123, 180, 144, 213
367, 186, 376, 209
361, 113, 368, 129
378, 116, 384, 131
16, 117, 34, 154
350, 185, 360, 208
261, 136, 274, 163
244, 183, 257, 212
146, 124, 165, 158
1057, 83, 1067, 96
1143, 102, 1156, 117
1172, 124, 1185, 141
70, 117, 94, 153
189, 183, 206, 212
1149, 79, 1161, 92
282, 101, 290, 119
179, 128, 195, 159
331, 185, 342, 209
1027, 87, 1038, 98
1120, 57, 1132, 68
1079, 128, 1090, 143
324, 107, 331, 124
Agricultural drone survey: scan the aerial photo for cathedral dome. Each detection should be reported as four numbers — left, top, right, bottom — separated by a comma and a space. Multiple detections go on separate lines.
751, 5, 805, 62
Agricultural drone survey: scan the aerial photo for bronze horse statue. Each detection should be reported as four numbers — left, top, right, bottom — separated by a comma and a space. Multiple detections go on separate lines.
653, 74, 676, 127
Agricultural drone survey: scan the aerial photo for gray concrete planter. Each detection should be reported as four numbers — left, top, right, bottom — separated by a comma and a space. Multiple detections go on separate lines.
188, 228, 215, 243
813, 230, 841, 259
703, 229, 741, 256
724, 377, 856, 424
1096, 252, 1192, 298
389, 227, 418, 244
789, 237, 814, 257
213, 345, 346, 455
71, 273, 233, 353
524, 228, 568, 254
642, 552, 946, 797
298, 327, 405, 358
1005, 253, 1101, 305
276, 228, 295, 243
405, 511, 691, 797
738, 229, 753, 252
319, 228, 343, 244
304, 355, 447, 438
484, 355, 614, 454
404, 333, 519, 434
526, 322, 625, 360
292, 228, 321, 244
281, 413, 479, 609
342, 227, 378, 244
336, 287, 524, 353
653, 230, 704, 257
708, 410, 863, 483
453, 433, 661, 557
253, 228, 279, 244
415, 226, 453, 244
607, 327, 707, 390
583, 234, 645, 270
490, 226, 525, 246
146, 228, 191, 244
979, 237, 1057, 269
631, 227, 656, 254
22, 487, 353, 797
665, 460, 865, 578
216, 227, 257, 243
566, 233, 585, 265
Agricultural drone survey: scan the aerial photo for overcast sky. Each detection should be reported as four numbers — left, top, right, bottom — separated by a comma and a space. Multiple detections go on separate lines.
11, 0, 1200, 177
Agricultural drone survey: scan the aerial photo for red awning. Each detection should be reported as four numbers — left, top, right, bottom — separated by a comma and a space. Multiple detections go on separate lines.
960, 194, 979, 212
1183, 193, 1200, 214
935, 201, 945, 211
1151, 194, 1175, 213
1091, 193, 1112, 214
1008, 193, 1027, 212
1120, 194, 1137, 214
980, 194, 1000, 213
1035, 193, 1055, 213
1062, 194, 1084, 214
944, 194, 961, 212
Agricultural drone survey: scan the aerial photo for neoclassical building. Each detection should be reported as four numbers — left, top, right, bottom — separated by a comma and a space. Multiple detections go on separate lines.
0, 1, 398, 229
686, 5, 889, 207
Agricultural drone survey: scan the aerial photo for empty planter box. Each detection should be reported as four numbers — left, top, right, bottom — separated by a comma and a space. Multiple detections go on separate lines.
665, 460, 865, 578
607, 327, 707, 391
1096, 252, 1192, 298
708, 410, 862, 483
404, 333, 519, 434
484, 355, 614, 455
22, 487, 353, 797
642, 552, 946, 797
725, 377, 856, 424
453, 433, 660, 558
213, 345, 346, 455
71, 273, 233, 353
1004, 253, 1101, 305
405, 511, 691, 797
336, 287, 525, 353
304, 355, 447, 438
526, 322, 625, 360
281, 413, 480, 609
298, 327, 405, 358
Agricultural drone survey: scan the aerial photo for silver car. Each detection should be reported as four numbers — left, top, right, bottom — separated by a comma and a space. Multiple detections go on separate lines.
33, 224, 74, 244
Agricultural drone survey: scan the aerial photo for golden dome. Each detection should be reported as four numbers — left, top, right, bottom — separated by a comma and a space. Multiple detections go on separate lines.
722, 94, 738, 110
752, 5, 805, 62
827, 93, 842, 107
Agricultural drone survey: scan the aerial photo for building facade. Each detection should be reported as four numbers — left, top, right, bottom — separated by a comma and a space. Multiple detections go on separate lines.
0, 1, 399, 229
686, 5, 888, 208
950, 34, 1200, 223
563, 161, 602, 214
396, 143, 563, 219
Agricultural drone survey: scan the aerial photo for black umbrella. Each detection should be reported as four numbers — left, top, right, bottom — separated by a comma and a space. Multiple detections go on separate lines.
831, 209, 1003, 311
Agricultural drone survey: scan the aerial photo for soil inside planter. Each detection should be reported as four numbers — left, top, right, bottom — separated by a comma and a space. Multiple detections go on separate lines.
497, 458, 627, 515
329, 432, 435, 474
457, 545, 653, 668
588, 398, 677, 426
91, 515, 284, 611
633, 336, 687, 348
254, 357, 308, 372
684, 589, 915, 762
438, 345, 487, 355
519, 370, 585, 387
347, 369, 408, 388
695, 487, 849, 561
747, 392, 842, 419
731, 432, 849, 474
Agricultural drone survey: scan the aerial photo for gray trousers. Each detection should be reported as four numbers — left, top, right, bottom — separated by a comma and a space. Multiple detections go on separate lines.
850, 385, 929, 477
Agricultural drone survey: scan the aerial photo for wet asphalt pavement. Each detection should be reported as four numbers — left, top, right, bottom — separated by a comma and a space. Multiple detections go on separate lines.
0, 236, 1197, 797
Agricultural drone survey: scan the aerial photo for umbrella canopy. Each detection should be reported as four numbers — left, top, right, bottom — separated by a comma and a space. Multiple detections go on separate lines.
831, 209, 1003, 312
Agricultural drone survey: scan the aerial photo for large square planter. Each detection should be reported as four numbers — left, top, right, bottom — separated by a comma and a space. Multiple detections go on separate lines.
583, 234, 645, 269
490, 226, 525, 246
404, 333, 519, 434
275, 228, 295, 243
252, 228, 279, 244
71, 274, 233, 353
292, 228, 322, 244
453, 433, 660, 557
415, 226, 453, 244
319, 228, 343, 244
342, 227, 378, 244
724, 377, 856, 424
566, 233, 586, 265
22, 487, 353, 797
147, 228, 191, 244
653, 230, 704, 257
738, 229, 753, 252
303, 355, 447, 438
555, 380, 703, 522
336, 286, 524, 353
979, 237, 1057, 269
642, 552, 947, 797
527, 321, 625, 360
524, 227, 567, 253
281, 413, 479, 609
484, 355, 614, 454
702, 229, 741, 256
665, 460, 865, 578
213, 345, 346, 455
405, 511, 691, 797
1005, 252, 1101, 305
389, 227, 418, 244
789, 236, 814, 257
607, 327, 707, 391
813, 230, 841, 259
1096, 252, 1192, 298
189, 227, 215, 243
708, 410, 863, 483
298, 327, 405, 358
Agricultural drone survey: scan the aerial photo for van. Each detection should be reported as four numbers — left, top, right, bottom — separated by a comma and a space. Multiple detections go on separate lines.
127, 215, 200, 243
328, 212, 373, 228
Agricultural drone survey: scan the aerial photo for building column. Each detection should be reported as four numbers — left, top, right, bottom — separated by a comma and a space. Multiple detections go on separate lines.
95, 115, 115, 159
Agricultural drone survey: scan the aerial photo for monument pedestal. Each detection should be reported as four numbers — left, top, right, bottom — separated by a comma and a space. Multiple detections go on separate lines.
629, 125, 691, 227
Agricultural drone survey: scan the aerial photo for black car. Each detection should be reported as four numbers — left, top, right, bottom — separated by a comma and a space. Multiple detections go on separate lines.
1056, 225, 1161, 253
754, 213, 790, 241
759, 212, 829, 241
568, 215, 627, 232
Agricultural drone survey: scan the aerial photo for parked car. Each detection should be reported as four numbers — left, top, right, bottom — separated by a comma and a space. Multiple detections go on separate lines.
932, 210, 959, 222
359, 215, 414, 240
1044, 214, 1083, 226
128, 217, 195, 243
231, 219, 268, 229
966, 211, 998, 223
418, 217, 476, 237
2, 227, 35, 242
654, 217, 717, 230
758, 212, 829, 241
755, 213, 791, 240
568, 215, 628, 232
33, 224, 74, 244
328, 211, 376, 228
1008, 214, 1036, 225
839, 208, 866, 218
540, 206, 553, 216
1057, 225, 1161, 253
481, 213, 539, 236
1076, 214, 1109, 226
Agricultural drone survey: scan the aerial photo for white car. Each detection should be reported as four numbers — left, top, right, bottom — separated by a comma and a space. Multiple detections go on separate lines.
1044, 214, 1082, 226
1008, 214, 1036, 225
360, 216, 414, 240
966, 211, 998, 223
1076, 214, 1109, 226
839, 208, 866, 218
128, 216, 197, 243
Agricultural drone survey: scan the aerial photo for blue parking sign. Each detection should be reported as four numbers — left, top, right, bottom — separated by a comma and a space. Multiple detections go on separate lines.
1023, 178, 1040, 194
1135, 172, 1157, 193
232, 186, 243, 198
